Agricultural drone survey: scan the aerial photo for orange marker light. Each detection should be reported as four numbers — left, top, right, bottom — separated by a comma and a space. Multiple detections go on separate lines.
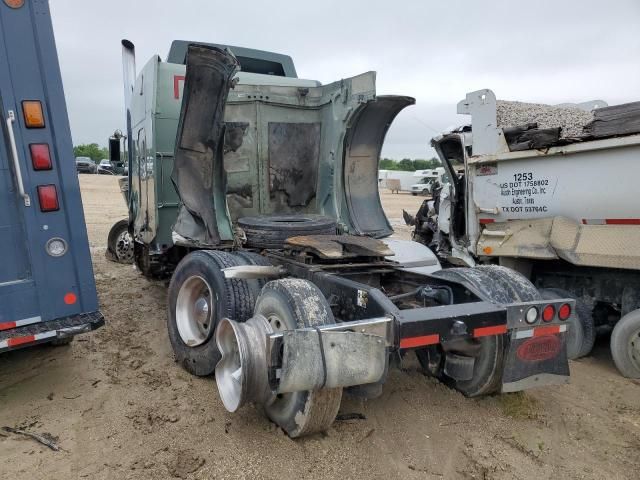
64, 293, 77, 305
483, 246, 493, 255
4, 0, 25, 8
22, 100, 45, 128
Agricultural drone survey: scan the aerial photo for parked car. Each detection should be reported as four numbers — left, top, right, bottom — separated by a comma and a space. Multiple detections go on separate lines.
75, 156, 96, 174
97, 158, 116, 175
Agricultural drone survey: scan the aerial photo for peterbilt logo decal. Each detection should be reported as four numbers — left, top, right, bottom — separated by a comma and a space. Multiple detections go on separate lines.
516, 335, 561, 362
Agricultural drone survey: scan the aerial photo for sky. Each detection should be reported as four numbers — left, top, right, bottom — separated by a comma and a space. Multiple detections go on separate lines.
50, 0, 640, 160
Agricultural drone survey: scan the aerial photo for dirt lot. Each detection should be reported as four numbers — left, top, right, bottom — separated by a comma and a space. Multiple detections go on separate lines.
1, 175, 638, 479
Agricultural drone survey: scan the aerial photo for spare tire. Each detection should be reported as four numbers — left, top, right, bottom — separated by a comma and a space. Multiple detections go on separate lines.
238, 215, 337, 249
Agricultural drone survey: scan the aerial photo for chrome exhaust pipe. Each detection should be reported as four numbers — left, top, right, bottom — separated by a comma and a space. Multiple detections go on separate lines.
121, 39, 136, 174
215, 315, 273, 412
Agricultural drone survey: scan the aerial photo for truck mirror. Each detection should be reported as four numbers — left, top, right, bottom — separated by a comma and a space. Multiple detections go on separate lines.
109, 137, 121, 163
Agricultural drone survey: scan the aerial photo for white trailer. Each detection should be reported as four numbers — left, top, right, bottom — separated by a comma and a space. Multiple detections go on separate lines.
428, 89, 640, 378
378, 169, 419, 192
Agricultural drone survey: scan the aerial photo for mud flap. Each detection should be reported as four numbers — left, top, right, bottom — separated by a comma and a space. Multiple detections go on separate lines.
501, 332, 570, 392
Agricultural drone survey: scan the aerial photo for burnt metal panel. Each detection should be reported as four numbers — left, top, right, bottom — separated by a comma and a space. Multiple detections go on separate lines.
343, 96, 415, 238
285, 234, 394, 259
171, 45, 239, 245
268, 122, 320, 207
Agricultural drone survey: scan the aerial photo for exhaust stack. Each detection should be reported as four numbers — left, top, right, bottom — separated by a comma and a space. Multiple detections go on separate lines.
121, 39, 136, 178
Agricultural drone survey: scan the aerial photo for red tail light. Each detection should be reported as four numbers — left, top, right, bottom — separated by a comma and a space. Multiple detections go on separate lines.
37, 184, 59, 211
558, 303, 572, 321
542, 304, 555, 322
29, 143, 52, 170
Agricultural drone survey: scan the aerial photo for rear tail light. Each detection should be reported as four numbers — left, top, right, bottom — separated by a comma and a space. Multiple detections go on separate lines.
558, 303, 572, 321
29, 144, 52, 170
22, 100, 45, 128
542, 304, 555, 322
37, 184, 59, 211
525, 306, 539, 324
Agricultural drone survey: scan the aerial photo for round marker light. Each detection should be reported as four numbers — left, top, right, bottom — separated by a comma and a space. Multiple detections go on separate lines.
542, 304, 555, 322
46, 237, 67, 257
525, 306, 538, 324
558, 303, 572, 321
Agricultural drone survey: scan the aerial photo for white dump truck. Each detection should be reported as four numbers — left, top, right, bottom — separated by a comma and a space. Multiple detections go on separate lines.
410, 89, 640, 378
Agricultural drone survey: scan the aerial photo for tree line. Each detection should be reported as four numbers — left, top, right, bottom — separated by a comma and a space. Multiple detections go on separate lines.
379, 157, 441, 171
73, 143, 108, 163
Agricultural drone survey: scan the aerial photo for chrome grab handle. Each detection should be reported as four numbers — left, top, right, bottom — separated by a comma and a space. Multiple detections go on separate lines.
6, 110, 30, 206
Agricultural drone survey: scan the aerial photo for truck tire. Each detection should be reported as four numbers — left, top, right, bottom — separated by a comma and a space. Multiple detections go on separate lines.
167, 250, 255, 376
417, 265, 540, 397
106, 219, 134, 264
237, 215, 337, 249
255, 278, 342, 437
610, 309, 640, 378
540, 288, 595, 360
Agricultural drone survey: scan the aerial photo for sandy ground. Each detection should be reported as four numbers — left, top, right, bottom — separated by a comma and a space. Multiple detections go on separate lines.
0, 175, 639, 479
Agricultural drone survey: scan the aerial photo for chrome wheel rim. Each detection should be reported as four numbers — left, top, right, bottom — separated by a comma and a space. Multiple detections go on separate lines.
115, 230, 134, 262
176, 275, 214, 347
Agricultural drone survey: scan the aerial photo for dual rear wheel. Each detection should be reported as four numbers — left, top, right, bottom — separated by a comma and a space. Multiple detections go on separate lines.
167, 251, 341, 436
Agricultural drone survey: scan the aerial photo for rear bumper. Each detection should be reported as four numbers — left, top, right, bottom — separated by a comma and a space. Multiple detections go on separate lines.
0, 311, 104, 353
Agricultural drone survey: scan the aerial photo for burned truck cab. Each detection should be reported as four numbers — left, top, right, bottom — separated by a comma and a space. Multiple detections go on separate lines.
116, 44, 572, 438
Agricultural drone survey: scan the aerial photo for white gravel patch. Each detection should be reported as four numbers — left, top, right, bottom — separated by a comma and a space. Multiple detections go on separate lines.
497, 100, 594, 138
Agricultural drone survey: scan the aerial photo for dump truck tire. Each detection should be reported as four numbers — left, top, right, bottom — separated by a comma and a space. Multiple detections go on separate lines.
167, 251, 255, 376
417, 265, 540, 397
540, 287, 595, 360
255, 278, 342, 437
610, 308, 640, 378
238, 215, 337, 249
106, 219, 134, 264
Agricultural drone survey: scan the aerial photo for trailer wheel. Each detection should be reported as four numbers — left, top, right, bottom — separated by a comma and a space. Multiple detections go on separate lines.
255, 278, 342, 437
237, 215, 337, 249
167, 250, 255, 376
610, 309, 640, 378
418, 265, 540, 397
106, 219, 134, 264
540, 288, 595, 359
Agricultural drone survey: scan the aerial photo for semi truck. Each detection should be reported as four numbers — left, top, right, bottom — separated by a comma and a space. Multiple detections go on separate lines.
109, 42, 574, 437
408, 89, 640, 377
0, 0, 103, 353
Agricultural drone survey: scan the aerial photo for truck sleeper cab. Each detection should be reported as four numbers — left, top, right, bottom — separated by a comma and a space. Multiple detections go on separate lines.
0, 0, 103, 353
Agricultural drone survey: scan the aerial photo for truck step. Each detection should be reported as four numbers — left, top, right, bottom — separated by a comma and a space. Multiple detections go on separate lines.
0, 312, 104, 351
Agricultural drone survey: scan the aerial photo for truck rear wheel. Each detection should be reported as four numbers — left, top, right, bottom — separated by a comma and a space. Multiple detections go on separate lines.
610, 309, 640, 378
255, 278, 342, 437
540, 288, 595, 360
106, 219, 134, 264
417, 265, 540, 397
167, 250, 255, 376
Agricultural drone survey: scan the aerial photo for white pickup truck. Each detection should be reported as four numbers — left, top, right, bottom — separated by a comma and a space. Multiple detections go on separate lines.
411, 89, 640, 378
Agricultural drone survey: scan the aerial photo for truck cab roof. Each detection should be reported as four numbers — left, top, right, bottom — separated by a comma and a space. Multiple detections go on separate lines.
167, 40, 298, 78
